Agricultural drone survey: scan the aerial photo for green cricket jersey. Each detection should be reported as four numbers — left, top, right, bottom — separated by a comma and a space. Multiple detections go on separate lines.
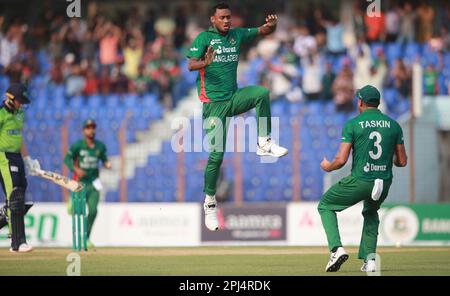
342, 109, 404, 181
187, 26, 259, 102
0, 102, 24, 153
64, 139, 108, 183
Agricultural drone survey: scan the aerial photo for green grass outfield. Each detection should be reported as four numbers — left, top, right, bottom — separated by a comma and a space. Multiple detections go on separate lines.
1, 246, 449, 276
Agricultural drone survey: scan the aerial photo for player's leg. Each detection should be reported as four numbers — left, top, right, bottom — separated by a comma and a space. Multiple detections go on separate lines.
230, 86, 287, 157
86, 184, 99, 240
0, 152, 32, 252
358, 179, 392, 272
203, 101, 230, 231
0, 171, 8, 230
317, 176, 372, 271
0, 202, 32, 231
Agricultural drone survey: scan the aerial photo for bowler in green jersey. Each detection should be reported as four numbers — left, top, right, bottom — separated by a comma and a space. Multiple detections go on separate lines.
187, 2, 288, 231
64, 119, 111, 249
318, 85, 408, 272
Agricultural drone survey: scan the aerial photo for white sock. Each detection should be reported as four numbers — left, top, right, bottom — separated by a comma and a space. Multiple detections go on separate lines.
205, 194, 216, 204
258, 136, 270, 146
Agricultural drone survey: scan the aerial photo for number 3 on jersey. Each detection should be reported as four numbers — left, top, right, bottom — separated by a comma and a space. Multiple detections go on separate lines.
369, 131, 382, 160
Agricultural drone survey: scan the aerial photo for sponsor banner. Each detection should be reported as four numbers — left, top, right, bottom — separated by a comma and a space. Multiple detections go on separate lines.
0, 203, 72, 247
103, 203, 201, 246
0, 203, 201, 247
287, 202, 387, 246
380, 204, 450, 244
201, 204, 287, 242
288, 203, 450, 246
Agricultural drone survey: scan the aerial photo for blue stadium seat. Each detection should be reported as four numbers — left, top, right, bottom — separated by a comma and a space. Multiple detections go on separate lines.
87, 94, 103, 108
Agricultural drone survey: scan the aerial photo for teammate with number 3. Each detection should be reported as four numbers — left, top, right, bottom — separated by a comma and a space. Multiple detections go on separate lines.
318, 85, 408, 273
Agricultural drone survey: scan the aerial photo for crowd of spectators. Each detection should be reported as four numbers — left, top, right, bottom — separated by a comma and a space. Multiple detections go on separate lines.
0, 1, 449, 113
241, 1, 450, 114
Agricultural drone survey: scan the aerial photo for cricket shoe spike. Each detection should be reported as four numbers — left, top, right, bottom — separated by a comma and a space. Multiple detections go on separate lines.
325, 247, 349, 272
361, 259, 377, 272
204, 196, 219, 231
256, 138, 288, 158
10, 243, 33, 253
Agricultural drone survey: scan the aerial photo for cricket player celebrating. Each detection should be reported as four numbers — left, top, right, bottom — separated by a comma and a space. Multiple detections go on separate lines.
64, 119, 111, 248
318, 85, 408, 272
187, 3, 288, 231
0, 83, 41, 252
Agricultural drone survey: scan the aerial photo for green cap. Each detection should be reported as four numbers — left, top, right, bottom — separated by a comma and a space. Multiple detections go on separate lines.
356, 85, 380, 104
83, 119, 96, 128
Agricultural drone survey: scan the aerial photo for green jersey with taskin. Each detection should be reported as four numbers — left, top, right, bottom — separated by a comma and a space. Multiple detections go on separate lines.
0, 103, 24, 153
64, 140, 108, 183
187, 26, 258, 102
342, 109, 404, 181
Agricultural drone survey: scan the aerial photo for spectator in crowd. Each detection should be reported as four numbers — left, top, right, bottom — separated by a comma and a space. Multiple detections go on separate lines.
423, 63, 439, 95
110, 63, 129, 94
49, 58, 64, 86
80, 31, 97, 66
416, 2, 435, 43
83, 67, 98, 96
0, 28, 19, 69
369, 53, 388, 112
97, 22, 121, 72
351, 2, 366, 42
323, 17, 346, 56
301, 49, 322, 100
351, 36, 372, 90
321, 61, 335, 100
388, 59, 411, 97
145, 41, 180, 108
132, 64, 151, 95
293, 25, 316, 61
332, 59, 354, 112
439, 26, 450, 52
98, 67, 112, 95
65, 64, 86, 97
385, 5, 400, 42
47, 32, 64, 62
398, 2, 416, 44
123, 36, 143, 80
63, 27, 82, 64
154, 6, 176, 39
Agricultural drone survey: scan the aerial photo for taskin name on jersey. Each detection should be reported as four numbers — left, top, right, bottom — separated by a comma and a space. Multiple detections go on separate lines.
358, 120, 391, 129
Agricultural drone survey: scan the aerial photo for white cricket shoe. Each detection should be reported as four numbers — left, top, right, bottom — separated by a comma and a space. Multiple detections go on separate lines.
10, 243, 33, 253
325, 247, 349, 272
361, 259, 377, 272
204, 196, 219, 231
256, 138, 288, 158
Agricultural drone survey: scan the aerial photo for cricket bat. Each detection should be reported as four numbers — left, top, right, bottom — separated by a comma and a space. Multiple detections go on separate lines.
35, 169, 84, 192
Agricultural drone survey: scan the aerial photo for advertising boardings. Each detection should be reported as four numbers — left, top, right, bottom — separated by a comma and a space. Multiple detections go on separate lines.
201, 204, 287, 243
380, 204, 450, 245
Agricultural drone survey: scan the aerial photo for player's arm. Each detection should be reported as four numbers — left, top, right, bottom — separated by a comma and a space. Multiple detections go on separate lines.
188, 46, 215, 71
393, 125, 407, 167
320, 143, 352, 172
394, 144, 407, 167
187, 33, 211, 72
64, 144, 86, 177
258, 14, 277, 36
20, 141, 29, 157
100, 144, 112, 169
